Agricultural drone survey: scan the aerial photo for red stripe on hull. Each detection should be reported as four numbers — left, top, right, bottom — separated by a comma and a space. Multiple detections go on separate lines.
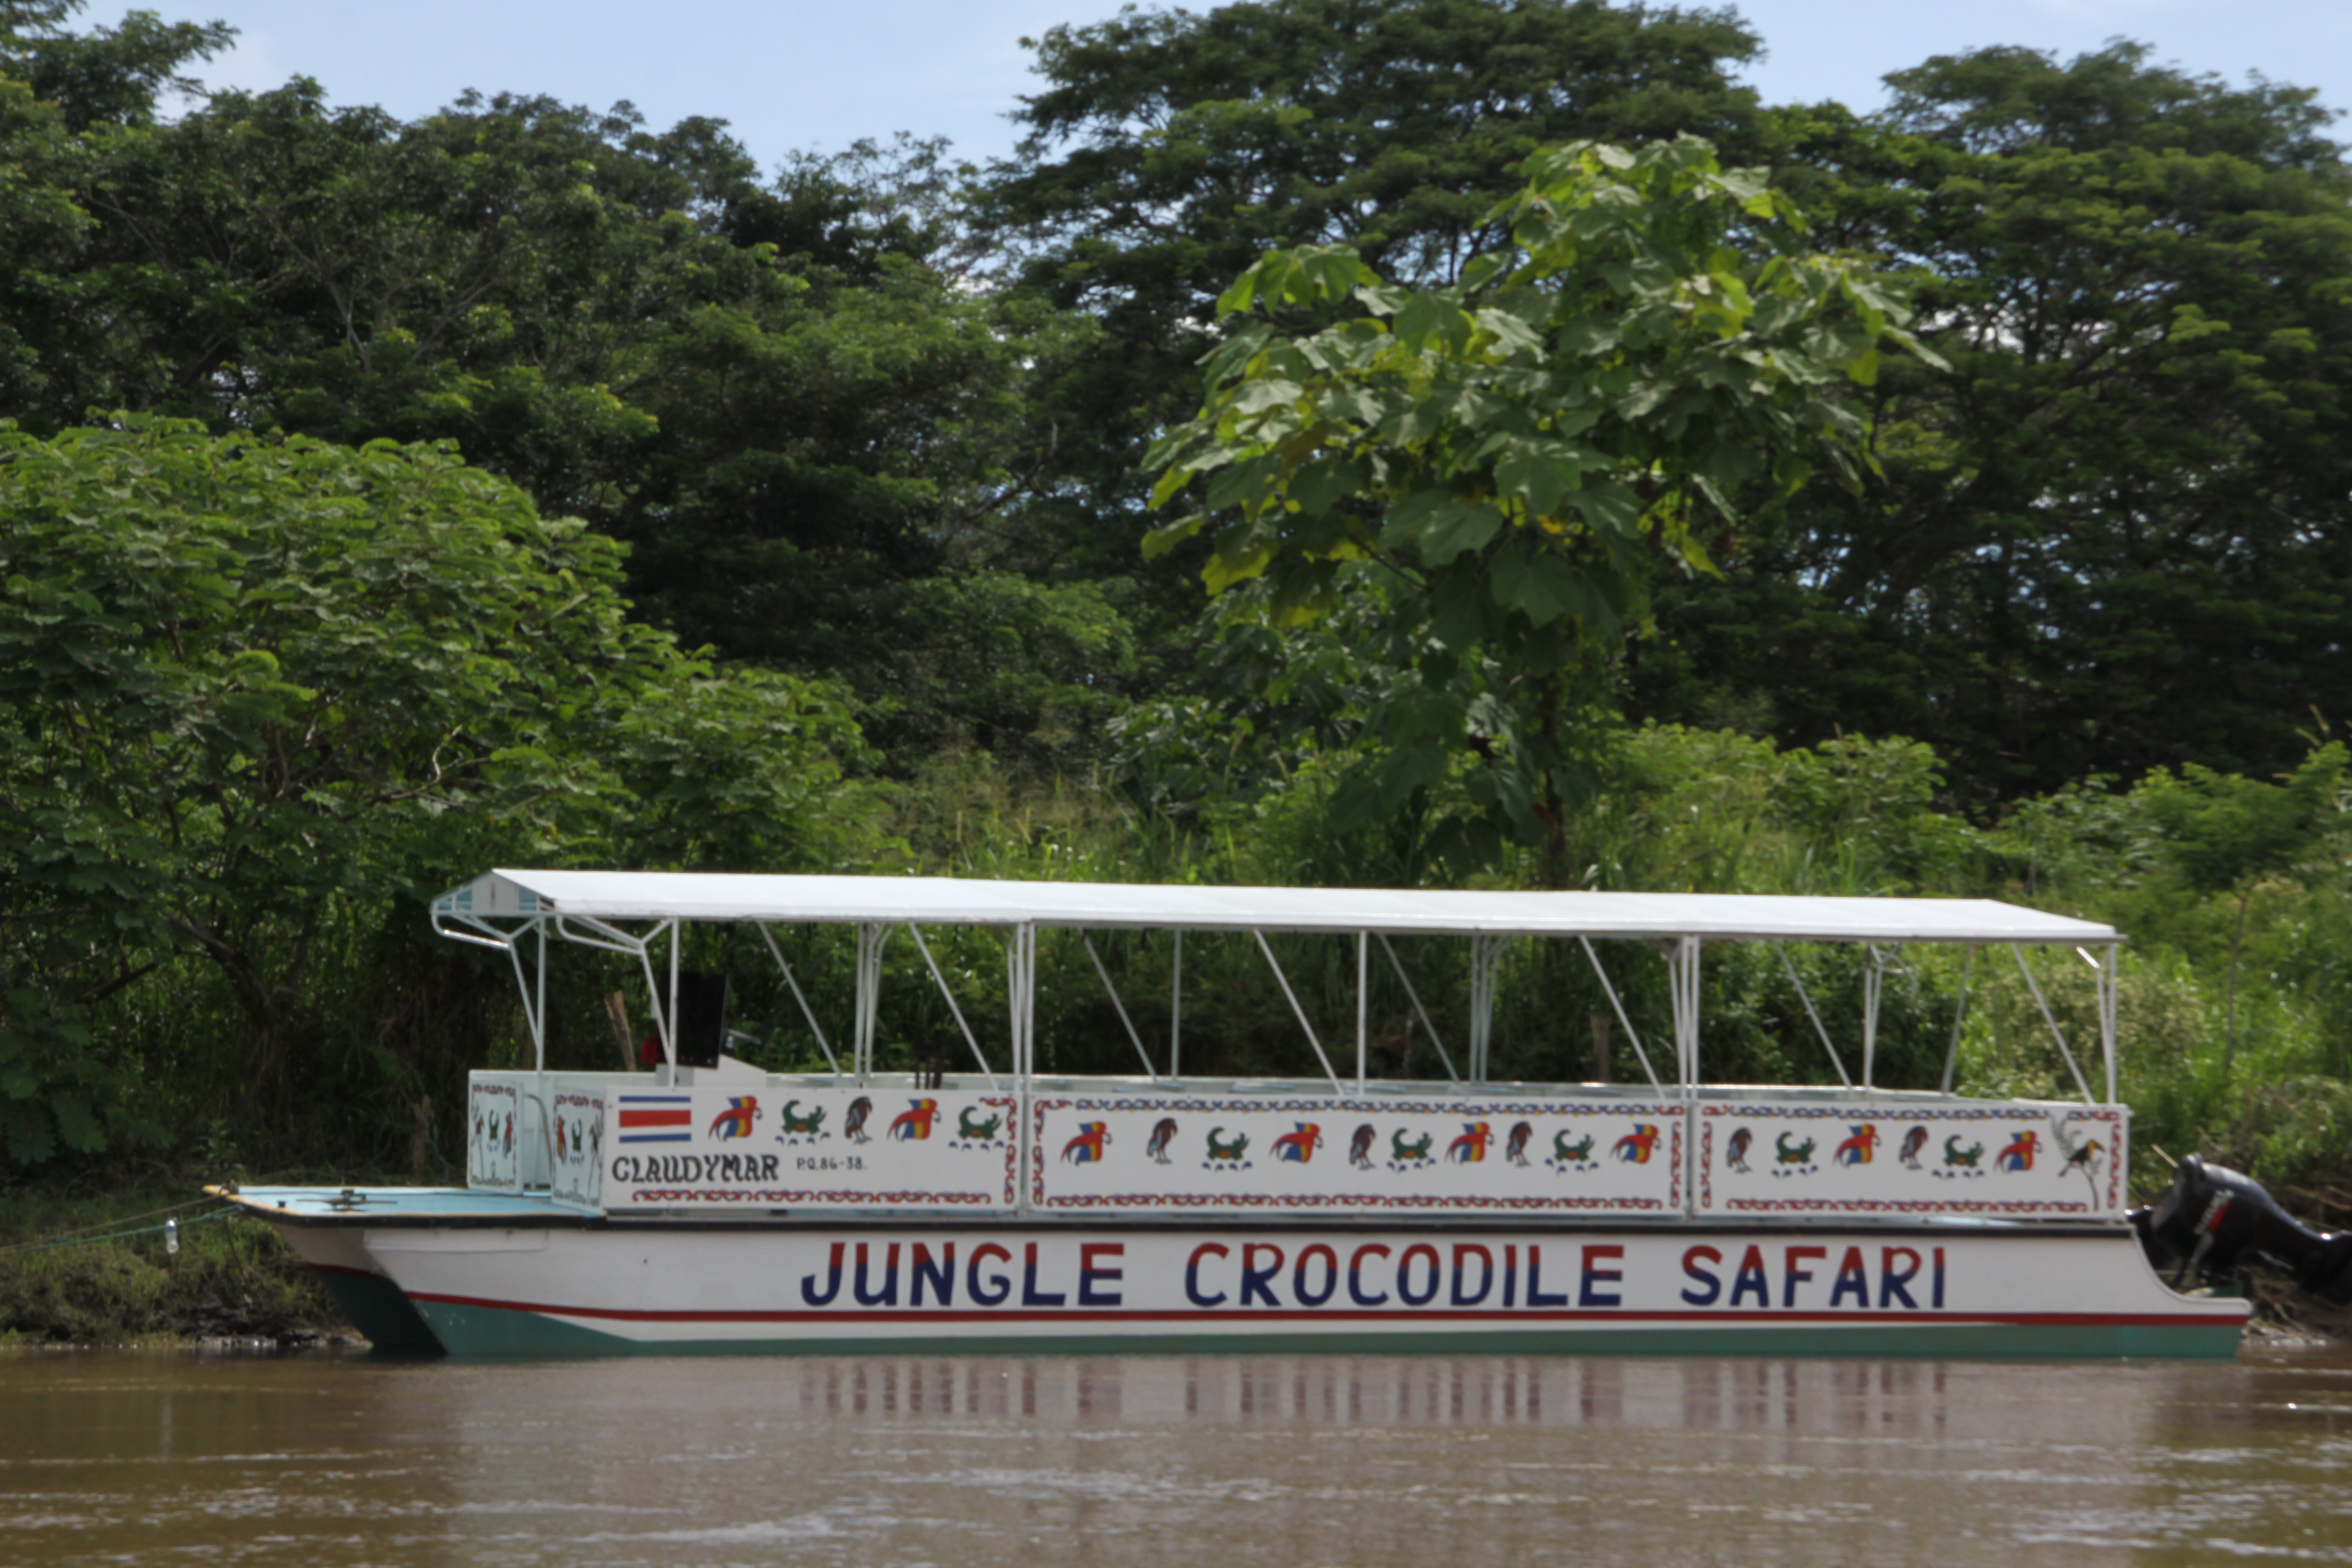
403, 1291, 2222, 1332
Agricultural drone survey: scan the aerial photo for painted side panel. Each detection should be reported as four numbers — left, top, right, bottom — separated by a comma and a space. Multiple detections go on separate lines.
547, 1078, 606, 1211
601, 1087, 1016, 1211
466, 1074, 521, 1192
1696, 1101, 2128, 1218
1030, 1095, 1683, 1216
362, 1224, 2248, 1361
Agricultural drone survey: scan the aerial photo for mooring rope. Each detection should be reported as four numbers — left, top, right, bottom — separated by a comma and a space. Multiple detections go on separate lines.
0, 1203, 236, 1257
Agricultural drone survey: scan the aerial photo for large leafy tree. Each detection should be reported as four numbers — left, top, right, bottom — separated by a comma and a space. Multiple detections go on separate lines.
1633, 44, 2352, 803
983, 0, 1768, 591
1145, 138, 1933, 873
0, 418, 866, 1165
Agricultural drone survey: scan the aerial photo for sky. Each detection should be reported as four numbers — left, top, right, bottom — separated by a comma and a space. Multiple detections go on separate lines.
142, 0, 2352, 172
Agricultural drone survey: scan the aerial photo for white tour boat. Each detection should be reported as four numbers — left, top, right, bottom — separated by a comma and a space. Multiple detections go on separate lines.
218, 871, 2252, 1358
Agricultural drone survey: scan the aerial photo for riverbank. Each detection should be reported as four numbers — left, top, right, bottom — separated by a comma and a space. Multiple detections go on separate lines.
0, 1185, 349, 1347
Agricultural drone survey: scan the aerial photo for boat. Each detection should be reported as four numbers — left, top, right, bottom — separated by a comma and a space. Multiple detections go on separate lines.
217, 871, 2252, 1358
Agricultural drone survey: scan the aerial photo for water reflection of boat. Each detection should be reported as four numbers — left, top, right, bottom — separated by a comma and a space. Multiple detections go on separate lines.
218, 871, 2250, 1358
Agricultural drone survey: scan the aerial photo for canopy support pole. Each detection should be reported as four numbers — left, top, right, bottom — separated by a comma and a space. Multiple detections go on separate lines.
906, 925, 998, 1091
2092, 944, 2119, 1105
1081, 932, 1158, 1081
1669, 936, 1702, 1092
1254, 931, 1343, 1091
1940, 948, 1974, 1093
1577, 937, 1663, 1093
1775, 945, 1852, 1089
532, 921, 547, 1073
853, 923, 886, 1084
2013, 943, 2095, 1105
1356, 932, 1368, 1094
1169, 931, 1182, 1081
757, 924, 842, 1079
1376, 934, 1461, 1084
663, 921, 682, 1081
1862, 945, 1886, 1091
1469, 935, 1504, 1084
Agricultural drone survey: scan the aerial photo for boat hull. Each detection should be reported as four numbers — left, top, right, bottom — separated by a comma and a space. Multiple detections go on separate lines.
255, 1204, 2247, 1360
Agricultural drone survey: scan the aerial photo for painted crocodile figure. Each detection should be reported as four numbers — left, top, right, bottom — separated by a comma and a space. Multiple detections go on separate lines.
1554, 1129, 1595, 1165
1206, 1127, 1249, 1162
957, 1106, 1001, 1142
1392, 1129, 1434, 1163
1944, 1135, 1984, 1169
1774, 1131, 1814, 1166
780, 1100, 827, 1136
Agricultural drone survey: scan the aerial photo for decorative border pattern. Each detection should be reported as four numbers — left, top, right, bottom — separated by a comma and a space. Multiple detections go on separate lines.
1029, 1097, 1682, 1214
628, 1188, 1003, 1206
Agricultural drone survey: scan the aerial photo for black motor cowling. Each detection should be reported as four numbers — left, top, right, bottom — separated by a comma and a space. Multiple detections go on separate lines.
2132, 1154, 2352, 1305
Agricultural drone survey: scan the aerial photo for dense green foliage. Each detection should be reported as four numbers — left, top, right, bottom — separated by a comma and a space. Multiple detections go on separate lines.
1640, 45, 2352, 801
1146, 138, 1932, 869
0, 420, 863, 1165
0, 0, 2348, 1207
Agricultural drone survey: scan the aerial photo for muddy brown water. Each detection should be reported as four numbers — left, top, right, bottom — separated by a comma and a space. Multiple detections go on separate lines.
1, 1349, 2348, 1565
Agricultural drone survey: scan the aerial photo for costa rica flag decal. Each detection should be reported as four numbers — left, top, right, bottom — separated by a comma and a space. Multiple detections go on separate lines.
617, 1094, 693, 1143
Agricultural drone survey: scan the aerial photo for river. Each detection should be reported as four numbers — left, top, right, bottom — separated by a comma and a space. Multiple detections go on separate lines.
1, 1349, 2347, 1565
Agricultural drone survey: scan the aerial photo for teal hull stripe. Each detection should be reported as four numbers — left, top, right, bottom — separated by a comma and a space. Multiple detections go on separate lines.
411, 1297, 2244, 1362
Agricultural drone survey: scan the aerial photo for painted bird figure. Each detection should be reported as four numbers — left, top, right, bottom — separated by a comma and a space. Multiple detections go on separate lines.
1833, 1123, 1880, 1167
1613, 1123, 1661, 1164
1505, 1122, 1534, 1167
1898, 1126, 1929, 1169
1725, 1126, 1754, 1173
845, 1096, 874, 1143
1062, 1121, 1111, 1164
887, 1098, 938, 1140
1272, 1123, 1324, 1163
1448, 1122, 1492, 1164
1349, 1124, 1377, 1169
1146, 1117, 1179, 1165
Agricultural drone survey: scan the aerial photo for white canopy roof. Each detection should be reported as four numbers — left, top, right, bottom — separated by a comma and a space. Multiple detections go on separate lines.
434, 870, 2117, 945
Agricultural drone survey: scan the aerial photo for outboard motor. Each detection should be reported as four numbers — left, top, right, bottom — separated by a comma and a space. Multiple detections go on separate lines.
2133, 1154, 2352, 1304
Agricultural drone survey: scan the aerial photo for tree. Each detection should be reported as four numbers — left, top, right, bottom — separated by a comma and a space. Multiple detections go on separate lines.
0, 0, 231, 132
0, 48, 1106, 774
982, 0, 1768, 595
0, 417, 866, 1165
1145, 137, 1934, 874
1632, 44, 2352, 804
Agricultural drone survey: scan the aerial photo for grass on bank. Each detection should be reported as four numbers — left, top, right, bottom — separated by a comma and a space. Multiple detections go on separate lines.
0, 1182, 346, 1347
